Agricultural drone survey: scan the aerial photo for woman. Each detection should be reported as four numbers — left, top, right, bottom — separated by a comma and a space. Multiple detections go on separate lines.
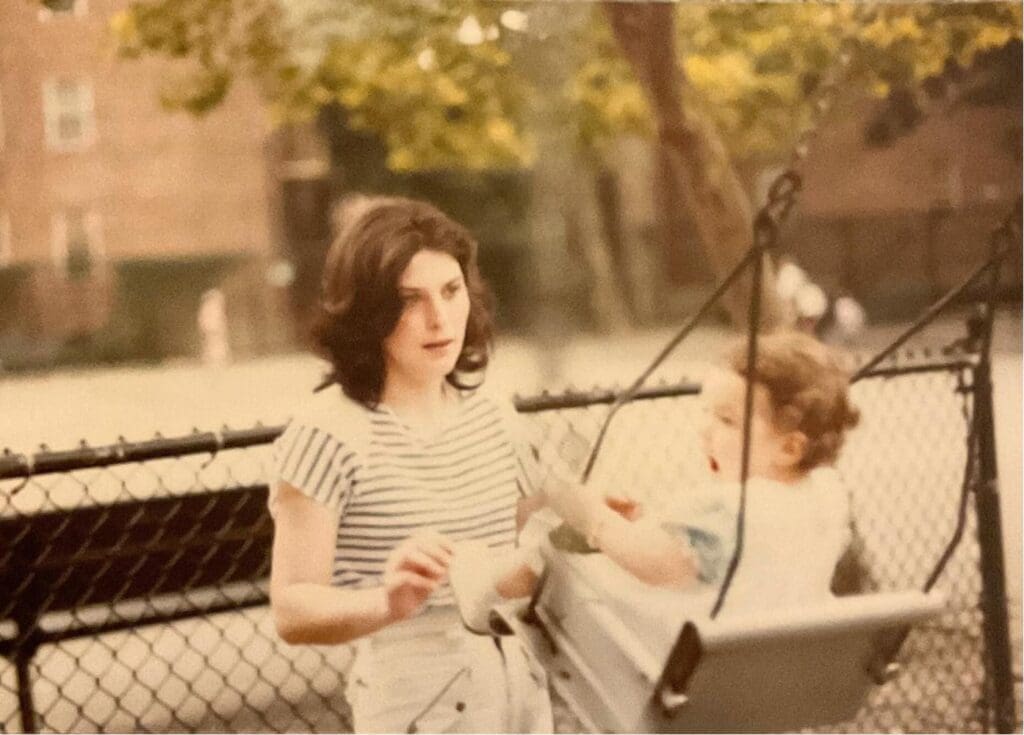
268, 195, 553, 733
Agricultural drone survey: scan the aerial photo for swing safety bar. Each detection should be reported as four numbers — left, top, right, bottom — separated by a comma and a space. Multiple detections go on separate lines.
496, 550, 946, 733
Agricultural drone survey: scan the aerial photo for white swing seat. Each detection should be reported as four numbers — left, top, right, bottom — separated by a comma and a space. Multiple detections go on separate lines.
493, 551, 945, 733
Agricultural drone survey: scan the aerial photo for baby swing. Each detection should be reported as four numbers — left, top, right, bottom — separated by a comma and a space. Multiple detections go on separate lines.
481, 16, 1022, 731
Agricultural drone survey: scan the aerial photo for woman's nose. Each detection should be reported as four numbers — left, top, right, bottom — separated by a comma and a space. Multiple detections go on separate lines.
424, 295, 447, 329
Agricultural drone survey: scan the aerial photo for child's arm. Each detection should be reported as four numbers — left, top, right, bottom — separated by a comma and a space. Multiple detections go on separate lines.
585, 507, 700, 588
543, 472, 701, 588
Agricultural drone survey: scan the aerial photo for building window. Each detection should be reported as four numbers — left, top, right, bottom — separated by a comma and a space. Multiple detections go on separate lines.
43, 78, 95, 151
52, 208, 104, 278
0, 213, 11, 267
38, 0, 88, 21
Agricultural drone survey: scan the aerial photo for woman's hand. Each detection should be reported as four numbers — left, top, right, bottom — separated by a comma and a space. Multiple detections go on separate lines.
382, 531, 454, 621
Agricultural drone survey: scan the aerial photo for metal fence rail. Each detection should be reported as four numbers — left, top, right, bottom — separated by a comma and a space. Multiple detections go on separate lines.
0, 343, 1017, 733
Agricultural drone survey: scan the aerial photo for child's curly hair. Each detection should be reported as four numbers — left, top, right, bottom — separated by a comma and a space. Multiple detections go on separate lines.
727, 331, 860, 470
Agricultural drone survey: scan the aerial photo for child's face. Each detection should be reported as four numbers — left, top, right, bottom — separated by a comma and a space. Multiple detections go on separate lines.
699, 369, 805, 483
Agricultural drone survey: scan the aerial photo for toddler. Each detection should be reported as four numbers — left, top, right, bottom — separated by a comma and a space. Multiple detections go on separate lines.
452, 331, 861, 627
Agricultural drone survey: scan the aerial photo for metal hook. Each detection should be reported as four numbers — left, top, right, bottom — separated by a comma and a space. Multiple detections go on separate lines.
199, 428, 226, 471
7, 454, 35, 497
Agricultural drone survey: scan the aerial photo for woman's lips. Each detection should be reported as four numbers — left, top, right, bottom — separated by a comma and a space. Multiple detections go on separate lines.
423, 339, 453, 353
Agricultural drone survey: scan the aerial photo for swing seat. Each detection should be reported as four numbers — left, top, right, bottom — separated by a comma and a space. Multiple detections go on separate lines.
494, 551, 945, 733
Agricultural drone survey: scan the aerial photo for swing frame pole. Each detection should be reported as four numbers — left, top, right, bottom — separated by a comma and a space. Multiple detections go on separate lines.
971, 324, 1016, 733
969, 207, 1018, 733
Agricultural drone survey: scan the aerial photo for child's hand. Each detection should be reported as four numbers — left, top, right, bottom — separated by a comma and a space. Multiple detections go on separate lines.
604, 494, 642, 521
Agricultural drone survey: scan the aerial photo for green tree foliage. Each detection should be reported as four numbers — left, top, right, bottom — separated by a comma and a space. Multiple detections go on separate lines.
574, 3, 1022, 161
109, 1, 1021, 171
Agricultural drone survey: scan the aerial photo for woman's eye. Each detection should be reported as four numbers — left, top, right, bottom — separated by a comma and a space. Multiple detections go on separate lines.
443, 282, 463, 298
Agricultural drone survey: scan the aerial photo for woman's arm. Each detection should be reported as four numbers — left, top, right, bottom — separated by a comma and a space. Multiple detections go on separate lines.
270, 482, 450, 645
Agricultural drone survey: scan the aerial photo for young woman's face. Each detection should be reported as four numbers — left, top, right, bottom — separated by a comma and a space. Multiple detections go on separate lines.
383, 249, 471, 387
699, 369, 798, 483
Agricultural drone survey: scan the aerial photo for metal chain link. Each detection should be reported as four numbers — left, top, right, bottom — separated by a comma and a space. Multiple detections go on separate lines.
0, 357, 1011, 732
755, 3, 876, 249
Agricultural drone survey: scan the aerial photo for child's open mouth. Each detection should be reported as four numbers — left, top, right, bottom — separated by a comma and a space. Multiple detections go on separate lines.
708, 456, 719, 473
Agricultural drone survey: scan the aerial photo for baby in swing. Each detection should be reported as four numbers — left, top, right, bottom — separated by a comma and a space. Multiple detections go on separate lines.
452, 330, 861, 628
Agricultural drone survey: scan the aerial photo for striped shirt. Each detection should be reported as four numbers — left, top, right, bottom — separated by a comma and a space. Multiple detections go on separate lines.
270, 387, 540, 607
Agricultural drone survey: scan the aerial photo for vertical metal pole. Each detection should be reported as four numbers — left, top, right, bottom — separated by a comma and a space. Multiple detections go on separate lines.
971, 207, 1017, 732
15, 649, 37, 734
971, 345, 1017, 733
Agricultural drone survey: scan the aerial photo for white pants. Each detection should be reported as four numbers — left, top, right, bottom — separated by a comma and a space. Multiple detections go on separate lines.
345, 608, 553, 733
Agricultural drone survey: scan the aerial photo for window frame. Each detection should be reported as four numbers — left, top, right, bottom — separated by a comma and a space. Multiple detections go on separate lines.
42, 77, 96, 152
37, 0, 88, 22
51, 208, 105, 272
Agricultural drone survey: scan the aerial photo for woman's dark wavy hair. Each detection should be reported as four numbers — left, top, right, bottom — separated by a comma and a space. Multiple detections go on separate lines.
312, 195, 494, 406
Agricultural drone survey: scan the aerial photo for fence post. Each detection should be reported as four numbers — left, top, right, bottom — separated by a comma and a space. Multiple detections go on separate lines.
14, 632, 39, 734
10, 532, 42, 734
969, 312, 1017, 733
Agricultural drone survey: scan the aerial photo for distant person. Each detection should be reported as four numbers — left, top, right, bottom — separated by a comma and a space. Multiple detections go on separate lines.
775, 259, 867, 342
830, 294, 868, 344
268, 196, 552, 733
197, 289, 231, 366
453, 331, 861, 620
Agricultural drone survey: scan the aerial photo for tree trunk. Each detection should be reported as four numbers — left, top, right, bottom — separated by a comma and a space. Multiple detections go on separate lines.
600, 135, 665, 324
603, 2, 788, 330
513, 4, 630, 374
565, 153, 633, 332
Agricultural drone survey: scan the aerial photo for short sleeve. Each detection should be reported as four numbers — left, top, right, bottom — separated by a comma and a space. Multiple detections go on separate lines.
496, 401, 546, 498
656, 484, 735, 584
269, 420, 358, 517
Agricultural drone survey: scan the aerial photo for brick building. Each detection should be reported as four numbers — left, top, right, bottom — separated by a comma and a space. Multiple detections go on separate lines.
780, 92, 1022, 317
0, 0, 288, 365
0, 1, 1017, 363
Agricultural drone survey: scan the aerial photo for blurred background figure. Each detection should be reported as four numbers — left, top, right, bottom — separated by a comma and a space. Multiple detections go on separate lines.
832, 294, 868, 344
198, 288, 231, 367
777, 258, 867, 341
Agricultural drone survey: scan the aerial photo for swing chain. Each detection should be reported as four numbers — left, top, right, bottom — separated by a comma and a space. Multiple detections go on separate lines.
749, 5, 873, 250
789, 4, 878, 172
754, 172, 798, 250
990, 194, 1022, 257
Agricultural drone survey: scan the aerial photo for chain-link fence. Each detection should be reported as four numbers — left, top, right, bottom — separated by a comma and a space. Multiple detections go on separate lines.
0, 343, 1017, 733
